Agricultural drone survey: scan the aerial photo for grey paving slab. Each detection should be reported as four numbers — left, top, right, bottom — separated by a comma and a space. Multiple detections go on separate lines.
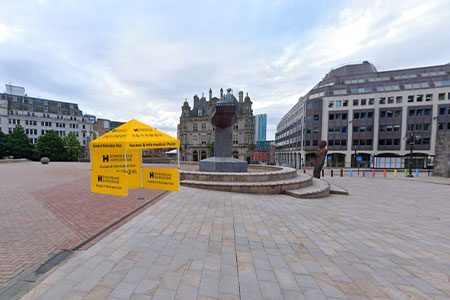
21, 178, 450, 300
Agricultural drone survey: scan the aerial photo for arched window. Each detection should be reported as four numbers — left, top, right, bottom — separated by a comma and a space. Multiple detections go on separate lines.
193, 151, 199, 162
201, 151, 207, 160
232, 151, 239, 159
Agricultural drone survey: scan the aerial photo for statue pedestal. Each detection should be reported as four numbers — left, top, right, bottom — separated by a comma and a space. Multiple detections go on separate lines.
199, 157, 247, 173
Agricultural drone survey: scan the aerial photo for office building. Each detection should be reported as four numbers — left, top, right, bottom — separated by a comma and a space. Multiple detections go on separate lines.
254, 113, 267, 142
0, 84, 95, 156
275, 61, 450, 169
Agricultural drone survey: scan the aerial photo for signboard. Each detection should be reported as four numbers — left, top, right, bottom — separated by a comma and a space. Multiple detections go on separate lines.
356, 155, 363, 162
143, 167, 179, 191
91, 169, 128, 197
91, 148, 142, 188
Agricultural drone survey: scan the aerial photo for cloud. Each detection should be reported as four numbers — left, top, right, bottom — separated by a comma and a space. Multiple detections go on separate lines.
0, 0, 449, 140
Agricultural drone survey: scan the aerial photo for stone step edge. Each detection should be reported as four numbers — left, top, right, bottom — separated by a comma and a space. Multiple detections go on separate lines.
328, 183, 349, 195
180, 175, 312, 187
285, 179, 330, 199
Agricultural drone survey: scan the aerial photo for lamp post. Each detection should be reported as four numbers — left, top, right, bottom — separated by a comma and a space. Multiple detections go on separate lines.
405, 131, 421, 177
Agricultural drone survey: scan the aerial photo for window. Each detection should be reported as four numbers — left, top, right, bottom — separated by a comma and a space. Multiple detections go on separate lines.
396, 96, 403, 103
201, 123, 206, 131
367, 112, 373, 118
387, 97, 394, 104
394, 110, 401, 118
353, 99, 359, 106
409, 109, 415, 117
408, 95, 414, 102
342, 113, 347, 120
343, 100, 349, 107
361, 99, 367, 105
439, 107, 446, 115
329, 114, 334, 120
313, 115, 319, 121
379, 97, 386, 105
328, 101, 334, 108
354, 112, 360, 119
438, 93, 445, 100
193, 124, 198, 131
368, 98, 374, 105
336, 100, 342, 108
416, 95, 423, 102
425, 94, 432, 101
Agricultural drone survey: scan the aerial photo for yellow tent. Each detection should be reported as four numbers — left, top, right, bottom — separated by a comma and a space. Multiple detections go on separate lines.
89, 119, 180, 197
90, 119, 180, 150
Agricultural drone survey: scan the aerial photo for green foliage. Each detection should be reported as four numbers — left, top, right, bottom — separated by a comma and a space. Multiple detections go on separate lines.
0, 131, 8, 158
36, 130, 67, 161
63, 132, 82, 161
5, 126, 34, 159
208, 142, 214, 157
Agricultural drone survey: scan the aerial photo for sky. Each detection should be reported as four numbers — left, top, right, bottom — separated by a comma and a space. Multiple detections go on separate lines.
1, 0, 450, 139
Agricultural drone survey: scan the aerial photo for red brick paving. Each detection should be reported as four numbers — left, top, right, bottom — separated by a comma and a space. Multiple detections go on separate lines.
0, 162, 166, 285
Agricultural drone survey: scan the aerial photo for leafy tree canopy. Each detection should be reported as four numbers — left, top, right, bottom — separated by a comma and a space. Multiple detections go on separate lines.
63, 132, 82, 161
5, 126, 34, 159
36, 130, 67, 161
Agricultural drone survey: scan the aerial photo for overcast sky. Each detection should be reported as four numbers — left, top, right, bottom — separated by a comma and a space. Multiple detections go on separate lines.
1, 0, 450, 139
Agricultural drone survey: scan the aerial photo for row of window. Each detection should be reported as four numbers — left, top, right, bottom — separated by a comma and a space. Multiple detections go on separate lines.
352, 139, 373, 146
25, 129, 38, 135
353, 125, 373, 132
353, 111, 374, 119
408, 108, 431, 117
25, 120, 38, 126
407, 123, 431, 131
438, 123, 450, 130
380, 110, 402, 118
379, 125, 401, 132
329, 92, 450, 109
439, 107, 450, 115
328, 126, 347, 134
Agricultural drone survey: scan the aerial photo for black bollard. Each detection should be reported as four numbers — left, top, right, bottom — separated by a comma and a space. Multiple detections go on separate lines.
322, 169, 324, 177
303, 168, 306, 174
331, 169, 334, 177
340, 169, 343, 177
428, 168, 430, 176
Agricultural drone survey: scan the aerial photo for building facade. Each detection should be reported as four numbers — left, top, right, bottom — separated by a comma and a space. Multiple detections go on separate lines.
93, 118, 124, 137
275, 61, 450, 169
0, 84, 95, 156
254, 113, 267, 142
177, 88, 255, 162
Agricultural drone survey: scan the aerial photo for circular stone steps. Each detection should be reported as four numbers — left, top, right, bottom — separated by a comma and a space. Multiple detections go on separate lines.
180, 166, 297, 182
181, 173, 312, 194
179, 165, 331, 197
285, 178, 330, 199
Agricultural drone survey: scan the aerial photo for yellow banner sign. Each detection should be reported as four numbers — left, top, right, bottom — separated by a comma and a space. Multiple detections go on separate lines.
91, 169, 128, 197
91, 148, 142, 189
143, 167, 179, 192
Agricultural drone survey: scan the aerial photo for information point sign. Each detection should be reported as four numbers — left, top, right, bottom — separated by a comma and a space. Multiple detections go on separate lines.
91, 169, 128, 197
143, 167, 179, 191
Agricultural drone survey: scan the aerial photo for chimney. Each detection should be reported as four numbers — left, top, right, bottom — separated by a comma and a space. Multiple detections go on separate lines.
239, 91, 244, 102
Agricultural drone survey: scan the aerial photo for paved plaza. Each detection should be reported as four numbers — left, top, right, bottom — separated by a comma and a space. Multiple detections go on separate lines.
17, 173, 450, 299
0, 162, 165, 288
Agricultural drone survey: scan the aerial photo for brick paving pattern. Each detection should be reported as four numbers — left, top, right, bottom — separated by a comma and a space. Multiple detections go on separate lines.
0, 162, 165, 285
21, 177, 450, 299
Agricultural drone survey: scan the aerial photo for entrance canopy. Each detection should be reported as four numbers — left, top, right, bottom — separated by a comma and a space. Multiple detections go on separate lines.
90, 119, 180, 150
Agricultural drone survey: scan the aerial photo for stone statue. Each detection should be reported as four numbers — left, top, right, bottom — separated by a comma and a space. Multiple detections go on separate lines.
313, 140, 328, 179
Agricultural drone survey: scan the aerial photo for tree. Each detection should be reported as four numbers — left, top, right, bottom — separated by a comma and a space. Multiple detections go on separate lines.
63, 132, 82, 161
208, 142, 214, 157
0, 131, 8, 158
36, 130, 67, 161
6, 126, 34, 159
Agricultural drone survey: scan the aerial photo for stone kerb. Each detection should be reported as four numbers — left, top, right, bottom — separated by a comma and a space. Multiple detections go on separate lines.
180, 165, 297, 182
181, 173, 312, 194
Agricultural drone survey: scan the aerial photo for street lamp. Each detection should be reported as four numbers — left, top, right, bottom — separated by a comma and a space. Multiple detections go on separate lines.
405, 131, 421, 177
